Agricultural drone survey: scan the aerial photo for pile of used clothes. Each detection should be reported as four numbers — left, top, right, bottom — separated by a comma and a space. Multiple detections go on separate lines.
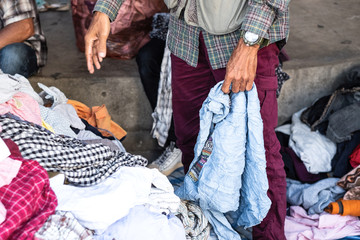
275, 66, 360, 239
0, 71, 208, 240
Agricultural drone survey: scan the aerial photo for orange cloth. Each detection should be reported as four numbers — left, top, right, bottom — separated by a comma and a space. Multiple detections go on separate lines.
325, 199, 360, 216
67, 99, 127, 140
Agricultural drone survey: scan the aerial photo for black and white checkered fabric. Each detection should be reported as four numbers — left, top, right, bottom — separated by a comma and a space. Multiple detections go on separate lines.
0, 115, 147, 186
151, 45, 172, 147
276, 62, 290, 98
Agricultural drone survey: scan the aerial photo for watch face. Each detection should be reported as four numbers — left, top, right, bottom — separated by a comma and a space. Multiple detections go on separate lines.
244, 32, 259, 43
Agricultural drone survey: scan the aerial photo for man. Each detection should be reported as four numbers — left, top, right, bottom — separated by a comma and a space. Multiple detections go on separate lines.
0, 0, 47, 78
84, 0, 290, 239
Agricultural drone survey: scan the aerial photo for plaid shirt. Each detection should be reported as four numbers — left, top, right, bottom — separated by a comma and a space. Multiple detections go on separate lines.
0, 0, 47, 67
167, 0, 290, 69
95, 0, 290, 70
94, 0, 124, 21
0, 158, 57, 240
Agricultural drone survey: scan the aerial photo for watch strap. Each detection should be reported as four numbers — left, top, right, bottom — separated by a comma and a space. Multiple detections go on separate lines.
240, 30, 269, 48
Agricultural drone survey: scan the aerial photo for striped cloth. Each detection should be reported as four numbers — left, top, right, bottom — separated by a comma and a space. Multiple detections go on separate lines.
151, 44, 173, 147
175, 200, 211, 240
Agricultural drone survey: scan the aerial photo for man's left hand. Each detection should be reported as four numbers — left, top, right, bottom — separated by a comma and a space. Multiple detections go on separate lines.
221, 38, 260, 94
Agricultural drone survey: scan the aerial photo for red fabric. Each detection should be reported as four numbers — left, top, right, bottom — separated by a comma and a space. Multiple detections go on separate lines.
0, 139, 57, 240
350, 144, 360, 168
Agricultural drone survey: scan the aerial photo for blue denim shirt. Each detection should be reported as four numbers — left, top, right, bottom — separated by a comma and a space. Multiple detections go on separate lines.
176, 81, 271, 240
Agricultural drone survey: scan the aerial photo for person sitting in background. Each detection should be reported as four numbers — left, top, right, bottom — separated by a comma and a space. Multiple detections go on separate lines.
0, 0, 47, 78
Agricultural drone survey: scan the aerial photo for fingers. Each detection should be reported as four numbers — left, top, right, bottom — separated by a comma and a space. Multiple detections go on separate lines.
245, 78, 254, 91
97, 36, 107, 63
223, 72, 251, 94
84, 11, 110, 74
232, 77, 242, 93
221, 74, 232, 94
85, 38, 95, 74
93, 46, 101, 70
85, 36, 104, 73
223, 56, 257, 93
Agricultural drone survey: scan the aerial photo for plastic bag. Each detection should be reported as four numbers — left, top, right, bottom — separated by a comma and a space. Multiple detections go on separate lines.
71, 0, 168, 59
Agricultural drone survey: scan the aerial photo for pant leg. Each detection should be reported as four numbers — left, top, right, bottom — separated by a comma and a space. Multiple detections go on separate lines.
171, 33, 226, 173
171, 53, 212, 173
136, 38, 166, 111
0, 43, 38, 78
251, 43, 287, 240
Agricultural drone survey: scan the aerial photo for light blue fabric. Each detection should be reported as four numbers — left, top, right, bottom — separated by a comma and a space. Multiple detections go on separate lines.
39, 105, 77, 138
286, 177, 345, 215
175, 81, 271, 240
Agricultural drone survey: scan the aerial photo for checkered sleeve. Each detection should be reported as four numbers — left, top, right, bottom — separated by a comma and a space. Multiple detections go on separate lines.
0, 114, 148, 186
241, 0, 290, 40
1, 0, 35, 26
93, 0, 124, 22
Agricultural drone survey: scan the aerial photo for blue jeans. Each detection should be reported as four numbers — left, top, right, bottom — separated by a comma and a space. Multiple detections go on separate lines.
0, 43, 39, 78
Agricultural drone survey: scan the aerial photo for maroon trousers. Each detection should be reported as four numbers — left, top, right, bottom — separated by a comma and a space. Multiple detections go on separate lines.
171, 33, 287, 240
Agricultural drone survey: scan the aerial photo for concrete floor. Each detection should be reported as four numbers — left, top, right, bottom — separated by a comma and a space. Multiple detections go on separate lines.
29, 0, 360, 161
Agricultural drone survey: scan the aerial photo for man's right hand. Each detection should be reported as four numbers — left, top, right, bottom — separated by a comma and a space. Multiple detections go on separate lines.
84, 11, 110, 74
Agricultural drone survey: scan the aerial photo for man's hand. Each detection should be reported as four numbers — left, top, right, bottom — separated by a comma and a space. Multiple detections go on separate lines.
221, 38, 260, 93
84, 11, 110, 74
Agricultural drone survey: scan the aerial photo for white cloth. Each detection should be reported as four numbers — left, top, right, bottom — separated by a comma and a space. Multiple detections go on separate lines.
0, 202, 6, 224
95, 205, 186, 240
289, 109, 336, 174
275, 123, 291, 135
0, 139, 21, 188
0, 157, 22, 188
35, 211, 94, 240
0, 73, 43, 105
37, 83, 68, 107
148, 187, 181, 215
0, 138, 10, 162
0, 138, 21, 225
50, 166, 180, 234
52, 104, 85, 130
39, 105, 77, 138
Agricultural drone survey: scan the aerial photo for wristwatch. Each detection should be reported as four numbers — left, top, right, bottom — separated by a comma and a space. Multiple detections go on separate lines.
240, 30, 265, 47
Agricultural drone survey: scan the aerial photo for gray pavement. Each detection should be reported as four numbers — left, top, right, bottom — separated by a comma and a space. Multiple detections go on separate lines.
29, 0, 360, 160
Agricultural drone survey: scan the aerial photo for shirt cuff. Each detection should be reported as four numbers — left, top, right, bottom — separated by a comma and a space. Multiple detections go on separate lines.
3, 12, 34, 27
241, 2, 276, 40
93, 0, 123, 22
